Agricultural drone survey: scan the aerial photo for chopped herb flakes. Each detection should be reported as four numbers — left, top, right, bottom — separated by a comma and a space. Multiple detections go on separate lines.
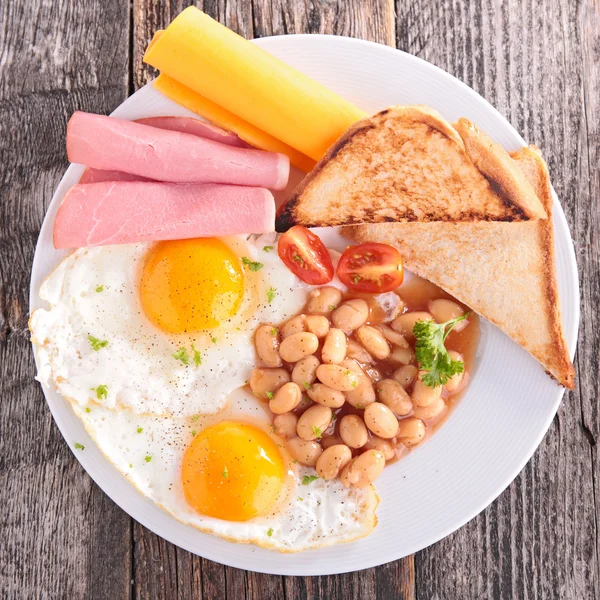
90, 384, 108, 400
298, 497, 304, 502
192, 345, 202, 366
302, 474, 319, 485
270, 327, 278, 337
74, 442, 85, 450
328, 304, 337, 311
172, 347, 189, 365
88, 335, 108, 351
267, 287, 277, 304
263, 245, 274, 253
191, 430, 197, 436
265, 391, 274, 400
144, 456, 152, 463
211, 337, 217, 345
241, 257, 263, 271
303, 381, 312, 390
136, 427, 143, 434
267, 527, 273, 537
312, 425, 323, 439
95, 285, 104, 293
222, 466, 229, 478
85, 408, 91, 413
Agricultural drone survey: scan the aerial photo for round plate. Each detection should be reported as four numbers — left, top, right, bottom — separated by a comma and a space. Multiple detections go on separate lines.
30, 35, 579, 575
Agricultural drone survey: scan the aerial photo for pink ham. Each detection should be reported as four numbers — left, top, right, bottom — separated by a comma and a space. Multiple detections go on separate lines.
79, 169, 153, 184
67, 112, 290, 190
79, 116, 248, 184
53, 182, 275, 248
135, 116, 248, 147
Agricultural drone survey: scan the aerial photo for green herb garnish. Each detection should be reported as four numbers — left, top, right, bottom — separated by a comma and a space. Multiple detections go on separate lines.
222, 466, 229, 478
312, 426, 323, 439
265, 391, 274, 400
144, 455, 152, 463
267, 527, 273, 537
192, 344, 202, 367
88, 335, 108, 351
172, 347, 189, 365
413, 314, 468, 387
74, 442, 85, 450
267, 287, 277, 304
95, 285, 104, 293
136, 427, 143, 434
302, 475, 319, 485
302, 381, 312, 390
241, 257, 264, 271
90, 384, 108, 400
263, 246, 274, 253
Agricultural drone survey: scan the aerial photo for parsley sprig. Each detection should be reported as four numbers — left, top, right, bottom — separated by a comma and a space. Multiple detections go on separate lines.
241, 257, 263, 271
413, 314, 468, 387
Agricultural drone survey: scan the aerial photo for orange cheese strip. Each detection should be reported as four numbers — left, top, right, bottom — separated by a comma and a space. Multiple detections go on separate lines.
144, 7, 367, 162
154, 74, 315, 173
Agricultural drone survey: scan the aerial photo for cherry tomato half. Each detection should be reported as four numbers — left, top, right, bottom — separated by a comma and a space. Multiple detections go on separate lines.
337, 242, 404, 293
278, 226, 334, 285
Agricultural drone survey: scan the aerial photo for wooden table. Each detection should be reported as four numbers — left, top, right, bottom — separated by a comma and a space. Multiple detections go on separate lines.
1, 1, 598, 598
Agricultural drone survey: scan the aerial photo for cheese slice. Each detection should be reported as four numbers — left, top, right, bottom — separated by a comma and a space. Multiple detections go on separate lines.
154, 74, 315, 172
144, 7, 367, 162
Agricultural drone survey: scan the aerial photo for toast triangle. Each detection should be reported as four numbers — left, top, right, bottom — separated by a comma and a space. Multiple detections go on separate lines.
342, 146, 575, 389
276, 106, 546, 230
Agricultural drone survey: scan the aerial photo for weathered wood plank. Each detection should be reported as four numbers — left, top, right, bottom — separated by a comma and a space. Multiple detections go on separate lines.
395, 1, 600, 598
0, 1, 132, 599
131, 1, 414, 598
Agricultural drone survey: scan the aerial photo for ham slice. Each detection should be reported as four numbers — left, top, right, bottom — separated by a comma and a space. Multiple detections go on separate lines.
67, 112, 290, 189
135, 116, 248, 147
80, 116, 247, 183
53, 182, 275, 248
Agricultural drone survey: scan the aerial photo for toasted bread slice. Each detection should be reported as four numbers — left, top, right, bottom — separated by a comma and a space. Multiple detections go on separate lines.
342, 146, 575, 389
276, 106, 546, 230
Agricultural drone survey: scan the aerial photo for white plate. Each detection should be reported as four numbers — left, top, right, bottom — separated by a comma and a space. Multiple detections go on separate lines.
30, 35, 579, 575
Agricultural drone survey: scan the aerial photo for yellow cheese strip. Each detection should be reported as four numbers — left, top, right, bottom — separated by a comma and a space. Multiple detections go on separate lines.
144, 7, 367, 162
154, 74, 315, 173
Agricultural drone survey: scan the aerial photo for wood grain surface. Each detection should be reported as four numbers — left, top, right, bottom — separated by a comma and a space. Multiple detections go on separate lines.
1, 0, 598, 598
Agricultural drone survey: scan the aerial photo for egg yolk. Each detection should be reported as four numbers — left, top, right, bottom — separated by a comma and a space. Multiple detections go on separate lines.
181, 421, 285, 521
140, 238, 244, 333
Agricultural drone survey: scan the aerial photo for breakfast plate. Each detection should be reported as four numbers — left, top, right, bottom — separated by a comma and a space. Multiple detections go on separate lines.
30, 34, 579, 575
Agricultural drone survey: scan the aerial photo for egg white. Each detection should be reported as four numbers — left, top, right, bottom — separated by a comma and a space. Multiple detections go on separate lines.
69, 386, 378, 552
30, 236, 311, 417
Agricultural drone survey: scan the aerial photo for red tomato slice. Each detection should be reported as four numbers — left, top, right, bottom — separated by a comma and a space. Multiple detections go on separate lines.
337, 242, 404, 293
278, 226, 334, 285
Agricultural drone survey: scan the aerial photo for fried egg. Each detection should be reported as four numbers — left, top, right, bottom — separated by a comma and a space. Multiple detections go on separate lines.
30, 235, 310, 417
70, 387, 378, 551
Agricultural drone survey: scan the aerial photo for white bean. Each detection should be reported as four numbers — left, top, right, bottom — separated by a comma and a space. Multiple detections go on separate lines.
321, 328, 347, 364
316, 364, 359, 391
254, 324, 282, 367
307, 383, 346, 408
388, 347, 415, 365
340, 450, 386, 488
355, 326, 391, 360
273, 413, 298, 439
280, 314, 307, 339
391, 311, 433, 341
316, 444, 352, 480
379, 324, 409, 348
364, 436, 396, 461
428, 299, 468, 332
341, 359, 376, 408
296, 405, 332, 441
376, 379, 412, 416
339, 414, 369, 448
331, 299, 369, 333
393, 365, 419, 389
269, 382, 302, 414
279, 332, 319, 363
412, 397, 446, 420
304, 315, 330, 338
396, 417, 426, 447
345, 338, 373, 364
291, 355, 320, 389
307, 287, 342, 315
444, 350, 466, 393
364, 403, 399, 439
412, 371, 442, 407
286, 437, 323, 466
249, 368, 290, 400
